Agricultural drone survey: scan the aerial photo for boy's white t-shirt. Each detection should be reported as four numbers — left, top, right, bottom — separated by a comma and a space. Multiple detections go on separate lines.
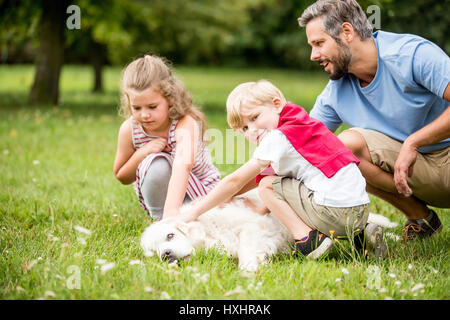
253, 130, 370, 207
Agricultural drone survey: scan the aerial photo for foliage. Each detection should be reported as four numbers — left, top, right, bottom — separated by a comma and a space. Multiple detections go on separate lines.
1, 0, 448, 68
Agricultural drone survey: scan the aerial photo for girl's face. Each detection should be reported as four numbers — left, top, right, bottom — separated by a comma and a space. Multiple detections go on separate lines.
238, 99, 283, 145
128, 88, 171, 134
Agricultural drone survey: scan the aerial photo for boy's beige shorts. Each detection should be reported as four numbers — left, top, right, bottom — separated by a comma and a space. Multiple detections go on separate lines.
350, 128, 450, 208
272, 176, 369, 238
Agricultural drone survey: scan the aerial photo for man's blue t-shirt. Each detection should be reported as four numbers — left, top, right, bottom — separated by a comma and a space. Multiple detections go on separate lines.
310, 30, 450, 153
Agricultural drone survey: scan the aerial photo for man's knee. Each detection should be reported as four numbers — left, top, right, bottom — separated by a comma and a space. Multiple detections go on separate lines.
338, 129, 370, 160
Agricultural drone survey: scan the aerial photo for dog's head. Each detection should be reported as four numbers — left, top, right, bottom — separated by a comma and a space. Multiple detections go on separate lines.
140, 218, 205, 263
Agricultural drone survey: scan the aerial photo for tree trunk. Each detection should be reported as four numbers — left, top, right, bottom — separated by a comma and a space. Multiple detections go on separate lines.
90, 41, 107, 93
29, 0, 70, 105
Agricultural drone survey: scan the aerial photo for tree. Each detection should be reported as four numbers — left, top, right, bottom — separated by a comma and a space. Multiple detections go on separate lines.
29, 0, 71, 105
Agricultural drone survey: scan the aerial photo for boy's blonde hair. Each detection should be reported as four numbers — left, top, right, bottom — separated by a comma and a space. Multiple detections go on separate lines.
226, 80, 287, 130
119, 54, 207, 136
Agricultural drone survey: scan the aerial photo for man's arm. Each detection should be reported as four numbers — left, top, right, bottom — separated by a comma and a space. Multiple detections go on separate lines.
394, 83, 450, 196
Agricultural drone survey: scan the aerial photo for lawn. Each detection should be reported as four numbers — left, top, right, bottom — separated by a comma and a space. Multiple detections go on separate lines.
0, 64, 448, 301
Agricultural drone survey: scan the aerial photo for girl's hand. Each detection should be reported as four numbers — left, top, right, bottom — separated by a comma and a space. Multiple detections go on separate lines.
142, 137, 171, 155
175, 208, 199, 223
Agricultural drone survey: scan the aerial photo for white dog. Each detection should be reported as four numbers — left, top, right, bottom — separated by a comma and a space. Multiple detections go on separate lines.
140, 191, 397, 272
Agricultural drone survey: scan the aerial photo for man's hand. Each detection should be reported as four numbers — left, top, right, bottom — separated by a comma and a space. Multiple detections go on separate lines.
394, 141, 416, 197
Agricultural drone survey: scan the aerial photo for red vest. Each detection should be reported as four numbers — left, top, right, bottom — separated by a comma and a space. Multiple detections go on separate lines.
255, 102, 359, 183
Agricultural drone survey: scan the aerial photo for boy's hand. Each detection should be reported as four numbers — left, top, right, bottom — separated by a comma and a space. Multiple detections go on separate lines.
242, 197, 270, 215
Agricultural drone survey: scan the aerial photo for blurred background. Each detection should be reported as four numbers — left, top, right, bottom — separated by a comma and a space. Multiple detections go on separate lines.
0, 0, 448, 106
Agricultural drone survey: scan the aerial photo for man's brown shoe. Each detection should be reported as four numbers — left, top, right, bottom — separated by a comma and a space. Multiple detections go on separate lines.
402, 210, 442, 242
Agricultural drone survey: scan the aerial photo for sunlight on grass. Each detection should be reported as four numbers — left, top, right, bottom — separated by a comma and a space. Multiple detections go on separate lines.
0, 65, 448, 300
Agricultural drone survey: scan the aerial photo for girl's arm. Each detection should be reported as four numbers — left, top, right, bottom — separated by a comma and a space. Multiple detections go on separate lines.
178, 158, 270, 223
113, 120, 169, 184
163, 116, 200, 218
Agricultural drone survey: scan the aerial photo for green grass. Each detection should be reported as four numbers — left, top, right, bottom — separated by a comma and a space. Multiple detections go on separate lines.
0, 64, 449, 300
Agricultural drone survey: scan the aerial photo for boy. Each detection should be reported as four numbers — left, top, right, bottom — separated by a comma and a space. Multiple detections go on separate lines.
178, 80, 386, 259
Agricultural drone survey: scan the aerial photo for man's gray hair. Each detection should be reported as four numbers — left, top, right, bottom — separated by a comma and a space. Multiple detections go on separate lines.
298, 0, 373, 41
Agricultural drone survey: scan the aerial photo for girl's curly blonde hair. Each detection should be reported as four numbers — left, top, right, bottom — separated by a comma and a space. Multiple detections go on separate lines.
119, 54, 207, 137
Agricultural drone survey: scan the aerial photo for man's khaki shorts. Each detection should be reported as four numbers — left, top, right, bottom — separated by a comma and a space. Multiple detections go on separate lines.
350, 128, 450, 208
272, 176, 369, 238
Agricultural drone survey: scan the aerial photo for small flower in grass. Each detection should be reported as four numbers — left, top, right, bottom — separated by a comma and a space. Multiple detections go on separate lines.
192, 272, 209, 283
32, 160, 40, 165
129, 260, 142, 266
95, 259, 107, 265
395, 281, 401, 286
144, 286, 153, 293
3, 149, 9, 155
335, 278, 342, 283
16, 286, 26, 293
224, 285, 245, 296
247, 281, 263, 291
101, 262, 115, 274
161, 291, 171, 300
408, 264, 413, 270
329, 230, 335, 238
341, 268, 349, 275
74, 225, 91, 236
388, 273, 396, 278
44, 291, 56, 298
186, 266, 199, 272
47, 233, 59, 242
411, 283, 424, 292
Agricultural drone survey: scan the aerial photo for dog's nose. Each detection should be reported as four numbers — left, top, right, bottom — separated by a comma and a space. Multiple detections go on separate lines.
162, 249, 177, 262
162, 249, 172, 259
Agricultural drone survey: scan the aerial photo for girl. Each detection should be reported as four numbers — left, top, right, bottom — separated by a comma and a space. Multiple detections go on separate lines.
113, 54, 220, 220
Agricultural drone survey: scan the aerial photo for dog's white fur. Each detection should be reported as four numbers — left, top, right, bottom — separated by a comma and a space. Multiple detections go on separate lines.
141, 190, 396, 272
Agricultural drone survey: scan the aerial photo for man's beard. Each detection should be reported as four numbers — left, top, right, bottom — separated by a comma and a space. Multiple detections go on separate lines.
321, 41, 352, 80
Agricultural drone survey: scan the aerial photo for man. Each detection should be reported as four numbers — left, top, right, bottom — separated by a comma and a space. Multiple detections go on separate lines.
298, 0, 450, 241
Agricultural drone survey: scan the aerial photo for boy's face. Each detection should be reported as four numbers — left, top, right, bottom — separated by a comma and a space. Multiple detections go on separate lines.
238, 99, 283, 145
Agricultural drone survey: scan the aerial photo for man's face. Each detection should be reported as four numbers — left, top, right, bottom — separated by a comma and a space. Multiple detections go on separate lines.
306, 18, 352, 80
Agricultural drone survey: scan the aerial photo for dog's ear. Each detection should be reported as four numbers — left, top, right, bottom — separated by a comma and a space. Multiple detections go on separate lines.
140, 225, 157, 257
174, 221, 190, 236
174, 221, 205, 246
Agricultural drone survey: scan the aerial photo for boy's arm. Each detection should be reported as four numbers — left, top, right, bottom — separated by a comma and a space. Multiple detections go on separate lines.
178, 158, 270, 222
